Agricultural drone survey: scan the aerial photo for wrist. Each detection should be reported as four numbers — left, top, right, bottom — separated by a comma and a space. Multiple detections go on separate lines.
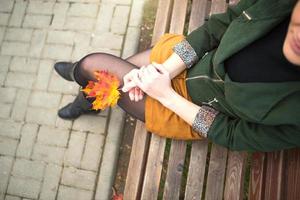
158, 89, 178, 108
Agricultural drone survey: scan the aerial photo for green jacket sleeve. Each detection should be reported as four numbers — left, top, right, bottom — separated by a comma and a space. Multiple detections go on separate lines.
185, 0, 257, 58
208, 113, 300, 152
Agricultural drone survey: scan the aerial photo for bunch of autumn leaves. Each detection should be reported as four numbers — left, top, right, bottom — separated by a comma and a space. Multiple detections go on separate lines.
82, 70, 120, 110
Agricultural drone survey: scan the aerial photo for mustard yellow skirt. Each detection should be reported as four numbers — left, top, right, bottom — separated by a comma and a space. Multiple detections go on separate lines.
145, 34, 202, 140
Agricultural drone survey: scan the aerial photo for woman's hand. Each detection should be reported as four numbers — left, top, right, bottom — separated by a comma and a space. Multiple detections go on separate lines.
134, 62, 174, 103
122, 68, 144, 102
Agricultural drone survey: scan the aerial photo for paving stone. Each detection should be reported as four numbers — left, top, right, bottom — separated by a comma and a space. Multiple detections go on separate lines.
92, 33, 123, 50
0, 136, 18, 156
68, 3, 98, 17
73, 115, 106, 133
5, 195, 21, 200
37, 126, 69, 147
23, 15, 52, 28
29, 91, 61, 109
89, 48, 121, 57
0, 13, 10, 26
11, 89, 31, 121
32, 144, 65, 165
0, 1, 14, 12
34, 59, 54, 90
129, 0, 146, 27
0, 156, 14, 197
0, 27, 5, 44
7, 177, 41, 199
51, 2, 69, 29
0, 87, 17, 103
1, 42, 30, 57
55, 95, 74, 129
111, 5, 130, 34
27, 1, 55, 15
61, 167, 96, 190
40, 164, 62, 200
26, 107, 57, 126
72, 32, 91, 60
0, 119, 23, 139
10, 57, 39, 73
102, 0, 131, 4
0, 73, 6, 87
95, 3, 114, 33
5, 72, 35, 89
43, 44, 72, 60
12, 159, 45, 181
65, 17, 94, 31
122, 27, 140, 58
29, 30, 47, 58
16, 123, 39, 158
64, 131, 86, 168
81, 133, 104, 171
57, 185, 93, 200
0, 103, 12, 118
0, 55, 10, 73
9, 0, 28, 27
47, 31, 75, 45
48, 73, 79, 95
5, 28, 33, 42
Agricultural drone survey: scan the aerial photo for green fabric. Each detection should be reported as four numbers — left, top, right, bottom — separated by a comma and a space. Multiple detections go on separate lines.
185, 0, 300, 152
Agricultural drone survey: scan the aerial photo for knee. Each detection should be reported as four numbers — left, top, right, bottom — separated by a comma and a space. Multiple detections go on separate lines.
80, 53, 98, 72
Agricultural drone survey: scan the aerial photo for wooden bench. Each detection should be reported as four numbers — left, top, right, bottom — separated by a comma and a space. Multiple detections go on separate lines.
123, 0, 300, 199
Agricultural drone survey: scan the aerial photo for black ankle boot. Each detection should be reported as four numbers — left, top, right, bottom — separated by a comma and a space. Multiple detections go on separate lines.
58, 91, 100, 119
54, 61, 77, 81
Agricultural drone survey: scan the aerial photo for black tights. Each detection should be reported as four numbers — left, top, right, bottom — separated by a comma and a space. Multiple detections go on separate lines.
73, 49, 152, 122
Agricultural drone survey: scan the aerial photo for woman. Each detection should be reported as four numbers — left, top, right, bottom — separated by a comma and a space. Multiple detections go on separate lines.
54, 0, 300, 152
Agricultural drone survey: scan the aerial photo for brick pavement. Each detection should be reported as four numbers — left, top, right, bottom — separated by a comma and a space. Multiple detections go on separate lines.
0, 0, 146, 199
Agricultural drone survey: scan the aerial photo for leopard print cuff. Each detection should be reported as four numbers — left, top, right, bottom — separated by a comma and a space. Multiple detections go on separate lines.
173, 39, 199, 68
192, 106, 219, 138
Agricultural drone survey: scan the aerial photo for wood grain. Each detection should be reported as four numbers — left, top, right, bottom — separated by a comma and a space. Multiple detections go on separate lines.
169, 0, 189, 34
188, 0, 210, 33
285, 148, 300, 200
205, 144, 228, 200
185, 140, 209, 200
210, 0, 228, 15
124, 121, 150, 200
249, 152, 266, 200
224, 151, 248, 200
264, 150, 285, 200
151, 0, 173, 44
163, 140, 187, 199
140, 134, 166, 200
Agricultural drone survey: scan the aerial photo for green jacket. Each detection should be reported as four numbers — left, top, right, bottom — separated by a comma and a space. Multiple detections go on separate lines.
185, 0, 300, 151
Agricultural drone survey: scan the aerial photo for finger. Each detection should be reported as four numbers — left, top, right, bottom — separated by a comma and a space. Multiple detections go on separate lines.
152, 62, 168, 74
122, 81, 136, 92
133, 72, 145, 91
134, 87, 139, 102
129, 89, 134, 101
146, 64, 159, 75
139, 89, 144, 100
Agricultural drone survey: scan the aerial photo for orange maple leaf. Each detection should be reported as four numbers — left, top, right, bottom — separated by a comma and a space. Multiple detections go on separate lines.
82, 70, 120, 110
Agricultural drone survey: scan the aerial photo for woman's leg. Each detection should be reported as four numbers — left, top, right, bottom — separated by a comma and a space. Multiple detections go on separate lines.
73, 48, 152, 122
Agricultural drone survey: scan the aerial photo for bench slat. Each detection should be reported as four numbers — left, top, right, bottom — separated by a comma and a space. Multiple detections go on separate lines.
285, 149, 300, 200
151, 0, 173, 44
210, 0, 228, 15
123, 122, 150, 200
140, 135, 166, 200
249, 152, 266, 200
163, 140, 187, 199
185, 140, 209, 200
169, 0, 189, 34
264, 151, 284, 200
162, 0, 189, 198
224, 151, 248, 200
188, 0, 210, 33
205, 144, 228, 200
